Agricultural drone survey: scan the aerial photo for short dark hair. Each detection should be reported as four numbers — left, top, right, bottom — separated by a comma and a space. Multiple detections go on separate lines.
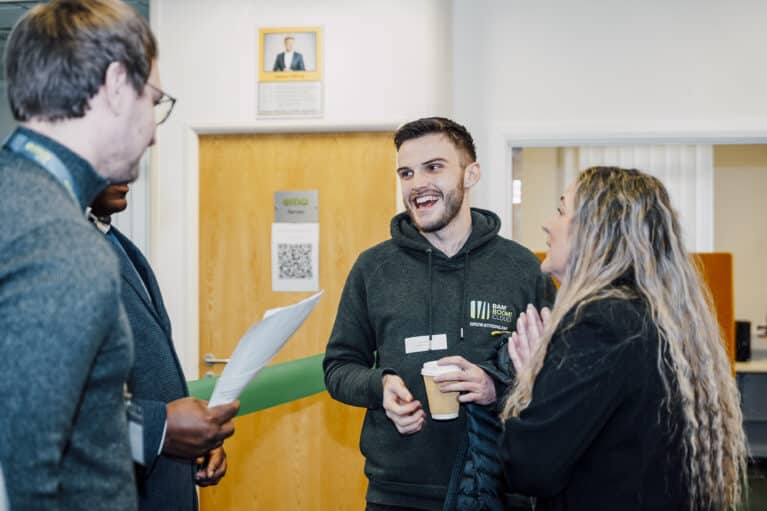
5, 0, 157, 122
394, 117, 477, 164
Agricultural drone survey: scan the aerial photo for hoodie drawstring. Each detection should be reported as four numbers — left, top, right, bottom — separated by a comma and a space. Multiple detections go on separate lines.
425, 248, 470, 344
427, 248, 433, 340
460, 251, 470, 342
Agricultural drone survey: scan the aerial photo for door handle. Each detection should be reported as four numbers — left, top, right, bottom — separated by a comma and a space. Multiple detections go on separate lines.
203, 353, 230, 366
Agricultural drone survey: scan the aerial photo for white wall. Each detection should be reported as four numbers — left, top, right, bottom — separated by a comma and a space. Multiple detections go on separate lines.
453, 0, 767, 232
150, 0, 452, 376
151, 0, 767, 375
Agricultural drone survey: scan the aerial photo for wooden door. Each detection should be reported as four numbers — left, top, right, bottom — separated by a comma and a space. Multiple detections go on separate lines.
198, 132, 395, 510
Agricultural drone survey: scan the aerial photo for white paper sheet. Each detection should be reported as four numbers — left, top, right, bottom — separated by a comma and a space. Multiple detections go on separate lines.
208, 290, 324, 407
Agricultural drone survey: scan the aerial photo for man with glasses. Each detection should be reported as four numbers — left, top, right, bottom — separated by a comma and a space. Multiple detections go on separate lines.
90, 183, 238, 511
0, 1, 195, 509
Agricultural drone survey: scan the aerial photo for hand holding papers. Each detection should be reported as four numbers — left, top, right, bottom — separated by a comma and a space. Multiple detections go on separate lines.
208, 291, 323, 407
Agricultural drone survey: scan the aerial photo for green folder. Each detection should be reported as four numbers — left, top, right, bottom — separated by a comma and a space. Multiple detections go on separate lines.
187, 353, 326, 417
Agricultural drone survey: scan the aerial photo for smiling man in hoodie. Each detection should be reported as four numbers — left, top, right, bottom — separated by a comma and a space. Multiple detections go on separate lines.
323, 117, 554, 511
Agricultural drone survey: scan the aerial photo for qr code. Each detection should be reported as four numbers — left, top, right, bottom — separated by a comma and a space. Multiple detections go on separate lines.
277, 243, 313, 279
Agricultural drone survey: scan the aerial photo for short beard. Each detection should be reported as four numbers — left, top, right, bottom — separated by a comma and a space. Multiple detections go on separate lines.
406, 177, 465, 233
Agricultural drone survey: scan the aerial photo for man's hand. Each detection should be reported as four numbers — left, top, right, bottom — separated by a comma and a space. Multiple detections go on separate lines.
162, 397, 240, 459
432, 356, 496, 405
382, 374, 425, 435
508, 304, 551, 374
195, 446, 227, 487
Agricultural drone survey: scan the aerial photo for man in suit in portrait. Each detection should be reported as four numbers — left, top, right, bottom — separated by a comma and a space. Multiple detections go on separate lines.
90, 184, 240, 511
272, 35, 306, 71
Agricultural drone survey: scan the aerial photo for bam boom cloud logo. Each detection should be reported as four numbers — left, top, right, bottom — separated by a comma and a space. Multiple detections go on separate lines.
470, 300, 491, 320
470, 300, 515, 324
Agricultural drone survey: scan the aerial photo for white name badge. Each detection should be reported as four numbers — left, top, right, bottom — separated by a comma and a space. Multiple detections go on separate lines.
404, 333, 448, 354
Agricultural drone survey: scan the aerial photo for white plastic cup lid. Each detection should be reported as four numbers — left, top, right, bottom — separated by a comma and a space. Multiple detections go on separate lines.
421, 361, 461, 377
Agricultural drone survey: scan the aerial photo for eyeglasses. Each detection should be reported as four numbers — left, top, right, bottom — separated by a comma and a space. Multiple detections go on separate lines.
146, 82, 176, 125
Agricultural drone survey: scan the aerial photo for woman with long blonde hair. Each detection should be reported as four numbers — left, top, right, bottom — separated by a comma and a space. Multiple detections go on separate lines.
500, 166, 747, 510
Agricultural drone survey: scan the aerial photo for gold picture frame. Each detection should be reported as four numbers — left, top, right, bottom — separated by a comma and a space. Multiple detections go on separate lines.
259, 26, 322, 82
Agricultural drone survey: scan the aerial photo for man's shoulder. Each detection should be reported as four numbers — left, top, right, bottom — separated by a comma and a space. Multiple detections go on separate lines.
0, 152, 78, 225
356, 239, 399, 265
0, 208, 123, 352
342, 240, 404, 283
486, 235, 543, 269
0, 151, 45, 199
0, 180, 118, 291
15, 219, 116, 272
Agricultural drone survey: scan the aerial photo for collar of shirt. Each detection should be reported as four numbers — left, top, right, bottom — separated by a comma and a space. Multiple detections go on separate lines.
87, 211, 112, 234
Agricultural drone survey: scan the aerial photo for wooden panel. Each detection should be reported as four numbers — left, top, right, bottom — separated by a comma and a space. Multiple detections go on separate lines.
694, 253, 735, 367
199, 132, 395, 510
533, 251, 735, 366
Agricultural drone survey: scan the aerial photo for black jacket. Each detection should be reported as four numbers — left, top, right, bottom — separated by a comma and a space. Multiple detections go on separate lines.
500, 298, 687, 510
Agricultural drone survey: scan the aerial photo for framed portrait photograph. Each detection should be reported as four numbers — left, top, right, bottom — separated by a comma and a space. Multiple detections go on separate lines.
259, 26, 322, 82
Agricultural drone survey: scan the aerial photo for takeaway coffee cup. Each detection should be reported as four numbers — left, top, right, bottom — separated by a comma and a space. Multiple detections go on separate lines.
421, 361, 461, 420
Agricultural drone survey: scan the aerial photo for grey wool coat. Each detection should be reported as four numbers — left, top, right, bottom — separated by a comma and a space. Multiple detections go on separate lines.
0, 127, 137, 510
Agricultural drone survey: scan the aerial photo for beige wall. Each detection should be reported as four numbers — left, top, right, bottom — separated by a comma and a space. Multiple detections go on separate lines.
714, 145, 767, 335
513, 147, 562, 253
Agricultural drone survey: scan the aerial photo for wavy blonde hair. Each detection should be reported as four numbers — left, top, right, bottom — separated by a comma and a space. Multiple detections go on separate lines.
500, 166, 747, 510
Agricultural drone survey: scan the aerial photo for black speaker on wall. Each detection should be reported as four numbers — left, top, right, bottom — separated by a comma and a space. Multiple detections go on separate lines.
735, 320, 751, 362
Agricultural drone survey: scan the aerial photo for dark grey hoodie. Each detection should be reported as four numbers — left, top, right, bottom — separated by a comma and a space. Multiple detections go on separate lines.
323, 208, 554, 510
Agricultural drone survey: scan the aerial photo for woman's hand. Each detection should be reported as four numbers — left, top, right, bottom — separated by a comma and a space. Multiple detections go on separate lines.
508, 304, 551, 374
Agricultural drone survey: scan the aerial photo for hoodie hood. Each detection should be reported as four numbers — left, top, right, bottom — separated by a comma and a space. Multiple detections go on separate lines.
390, 207, 502, 260
389, 207, 503, 342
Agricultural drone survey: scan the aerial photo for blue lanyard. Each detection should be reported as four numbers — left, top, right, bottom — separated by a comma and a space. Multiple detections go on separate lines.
3, 129, 81, 206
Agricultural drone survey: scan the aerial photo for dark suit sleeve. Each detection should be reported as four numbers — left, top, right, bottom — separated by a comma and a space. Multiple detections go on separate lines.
295, 52, 305, 71
272, 53, 283, 71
